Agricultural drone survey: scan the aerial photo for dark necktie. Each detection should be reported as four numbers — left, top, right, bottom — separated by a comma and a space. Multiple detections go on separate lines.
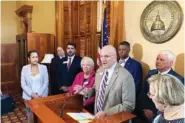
67, 58, 72, 70
96, 71, 109, 112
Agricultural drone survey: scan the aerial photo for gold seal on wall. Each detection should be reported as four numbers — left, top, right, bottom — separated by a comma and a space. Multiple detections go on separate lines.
140, 1, 183, 44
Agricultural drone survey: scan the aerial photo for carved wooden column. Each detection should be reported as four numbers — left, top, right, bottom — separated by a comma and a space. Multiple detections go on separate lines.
15, 5, 33, 33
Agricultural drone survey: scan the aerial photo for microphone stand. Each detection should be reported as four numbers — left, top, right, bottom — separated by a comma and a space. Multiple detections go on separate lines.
59, 86, 86, 118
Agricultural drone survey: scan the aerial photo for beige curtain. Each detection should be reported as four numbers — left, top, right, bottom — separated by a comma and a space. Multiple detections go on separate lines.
110, 1, 124, 47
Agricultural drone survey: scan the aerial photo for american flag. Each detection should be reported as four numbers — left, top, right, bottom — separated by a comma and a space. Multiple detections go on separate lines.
97, 7, 109, 67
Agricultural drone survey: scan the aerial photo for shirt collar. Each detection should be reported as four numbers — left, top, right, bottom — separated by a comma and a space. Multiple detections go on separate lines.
158, 68, 171, 75
67, 55, 75, 63
105, 62, 117, 73
59, 55, 65, 59
68, 55, 75, 60
119, 56, 129, 63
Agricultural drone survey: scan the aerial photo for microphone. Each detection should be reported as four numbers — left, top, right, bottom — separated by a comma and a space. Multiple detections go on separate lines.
59, 86, 86, 118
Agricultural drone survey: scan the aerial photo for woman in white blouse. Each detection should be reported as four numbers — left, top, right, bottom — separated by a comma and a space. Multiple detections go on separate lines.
21, 50, 49, 123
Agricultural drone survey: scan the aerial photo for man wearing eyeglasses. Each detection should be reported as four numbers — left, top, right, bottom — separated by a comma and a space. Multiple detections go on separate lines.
92, 45, 135, 119
134, 50, 184, 123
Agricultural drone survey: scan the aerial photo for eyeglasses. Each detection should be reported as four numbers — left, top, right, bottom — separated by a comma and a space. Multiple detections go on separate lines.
100, 55, 114, 59
147, 92, 155, 97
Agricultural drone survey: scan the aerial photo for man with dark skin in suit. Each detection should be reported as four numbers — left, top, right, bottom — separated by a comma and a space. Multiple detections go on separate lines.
118, 41, 143, 96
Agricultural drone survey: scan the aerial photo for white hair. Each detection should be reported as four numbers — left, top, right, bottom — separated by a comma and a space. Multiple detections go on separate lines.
81, 56, 94, 68
159, 50, 175, 62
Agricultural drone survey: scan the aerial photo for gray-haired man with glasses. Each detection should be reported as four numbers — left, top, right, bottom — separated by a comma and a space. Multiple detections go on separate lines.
92, 45, 135, 119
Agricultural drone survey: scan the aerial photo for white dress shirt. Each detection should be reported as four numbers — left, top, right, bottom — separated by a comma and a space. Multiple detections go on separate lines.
99, 62, 117, 90
119, 56, 129, 67
67, 55, 75, 64
158, 68, 171, 75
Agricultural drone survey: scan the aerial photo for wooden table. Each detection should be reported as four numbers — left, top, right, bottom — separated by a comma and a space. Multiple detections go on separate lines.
25, 94, 136, 123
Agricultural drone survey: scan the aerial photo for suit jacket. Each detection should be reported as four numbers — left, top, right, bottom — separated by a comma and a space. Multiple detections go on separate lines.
56, 55, 82, 90
94, 63, 135, 115
68, 71, 95, 106
21, 64, 49, 100
51, 56, 64, 75
135, 69, 184, 118
124, 57, 143, 95
51, 56, 64, 94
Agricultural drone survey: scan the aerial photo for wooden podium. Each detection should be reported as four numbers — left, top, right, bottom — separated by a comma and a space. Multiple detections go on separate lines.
25, 94, 136, 123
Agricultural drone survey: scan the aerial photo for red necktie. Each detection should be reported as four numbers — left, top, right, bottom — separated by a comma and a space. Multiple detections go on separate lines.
67, 58, 72, 70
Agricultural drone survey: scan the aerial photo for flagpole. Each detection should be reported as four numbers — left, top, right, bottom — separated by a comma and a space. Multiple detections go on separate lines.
101, 1, 106, 47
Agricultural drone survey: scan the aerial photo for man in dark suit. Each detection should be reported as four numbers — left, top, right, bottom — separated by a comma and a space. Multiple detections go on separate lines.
51, 47, 65, 95
134, 50, 184, 123
56, 42, 82, 93
118, 41, 143, 96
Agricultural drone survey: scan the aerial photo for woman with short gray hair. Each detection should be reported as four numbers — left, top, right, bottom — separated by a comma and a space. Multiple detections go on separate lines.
147, 74, 184, 123
68, 56, 95, 113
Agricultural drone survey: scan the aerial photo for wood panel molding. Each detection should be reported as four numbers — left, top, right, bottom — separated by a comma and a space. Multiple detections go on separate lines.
1, 43, 19, 94
56, 1, 124, 62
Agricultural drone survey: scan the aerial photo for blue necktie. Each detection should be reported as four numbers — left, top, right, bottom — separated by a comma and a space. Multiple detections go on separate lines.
97, 71, 109, 112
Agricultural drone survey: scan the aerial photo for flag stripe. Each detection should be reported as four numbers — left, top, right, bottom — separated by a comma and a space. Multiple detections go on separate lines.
97, 6, 108, 67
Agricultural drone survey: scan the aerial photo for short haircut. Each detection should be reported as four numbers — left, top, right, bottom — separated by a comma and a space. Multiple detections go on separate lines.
148, 74, 184, 106
119, 41, 130, 48
67, 42, 76, 49
27, 50, 39, 58
81, 56, 95, 69
102, 45, 117, 56
159, 50, 175, 62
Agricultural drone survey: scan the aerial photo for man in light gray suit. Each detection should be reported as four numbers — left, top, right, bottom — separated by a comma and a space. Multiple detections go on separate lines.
94, 45, 135, 119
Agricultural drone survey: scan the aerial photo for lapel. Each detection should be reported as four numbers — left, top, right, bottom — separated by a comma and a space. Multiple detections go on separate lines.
86, 71, 95, 86
124, 57, 131, 69
27, 64, 32, 81
38, 64, 43, 78
27, 64, 43, 80
96, 69, 104, 91
104, 63, 119, 98
168, 69, 174, 74
62, 57, 68, 70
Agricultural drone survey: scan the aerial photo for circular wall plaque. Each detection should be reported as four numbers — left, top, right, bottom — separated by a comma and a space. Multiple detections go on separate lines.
140, 1, 183, 44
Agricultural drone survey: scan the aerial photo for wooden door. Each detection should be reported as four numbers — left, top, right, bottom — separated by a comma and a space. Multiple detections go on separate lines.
1, 44, 19, 93
27, 33, 55, 62
56, 1, 124, 62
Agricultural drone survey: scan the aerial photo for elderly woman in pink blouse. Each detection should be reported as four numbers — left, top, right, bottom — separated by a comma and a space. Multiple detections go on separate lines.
68, 56, 95, 113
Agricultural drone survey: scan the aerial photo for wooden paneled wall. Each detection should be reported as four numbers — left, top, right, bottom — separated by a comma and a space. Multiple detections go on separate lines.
56, 1, 97, 61
16, 33, 55, 86
27, 33, 55, 62
56, 1, 124, 62
1, 43, 19, 94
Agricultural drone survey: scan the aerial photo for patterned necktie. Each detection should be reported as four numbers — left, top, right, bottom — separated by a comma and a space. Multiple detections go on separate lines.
97, 71, 109, 112
67, 58, 72, 70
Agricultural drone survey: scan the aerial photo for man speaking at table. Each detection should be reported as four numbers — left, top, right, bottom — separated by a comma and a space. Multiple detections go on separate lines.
89, 45, 136, 119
